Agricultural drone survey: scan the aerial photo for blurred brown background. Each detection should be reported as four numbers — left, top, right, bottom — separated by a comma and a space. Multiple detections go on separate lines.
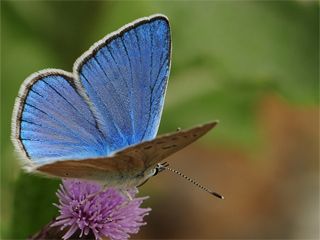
1, 1, 319, 239
141, 95, 318, 238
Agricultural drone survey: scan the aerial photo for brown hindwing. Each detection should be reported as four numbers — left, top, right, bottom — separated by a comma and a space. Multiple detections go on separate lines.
36, 121, 218, 182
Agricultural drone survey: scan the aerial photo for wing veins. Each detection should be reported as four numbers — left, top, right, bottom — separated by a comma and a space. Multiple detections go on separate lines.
140, 51, 167, 140
104, 45, 130, 92
119, 37, 135, 143
24, 102, 98, 146
80, 72, 128, 145
91, 55, 131, 145
42, 80, 98, 130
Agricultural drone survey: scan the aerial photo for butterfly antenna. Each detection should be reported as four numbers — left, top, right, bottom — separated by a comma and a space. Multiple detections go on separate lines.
157, 163, 224, 200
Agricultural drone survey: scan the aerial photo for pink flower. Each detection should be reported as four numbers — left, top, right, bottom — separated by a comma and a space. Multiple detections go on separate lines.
51, 179, 151, 240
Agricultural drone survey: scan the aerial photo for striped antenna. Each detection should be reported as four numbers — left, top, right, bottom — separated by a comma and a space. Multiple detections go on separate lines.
157, 162, 224, 199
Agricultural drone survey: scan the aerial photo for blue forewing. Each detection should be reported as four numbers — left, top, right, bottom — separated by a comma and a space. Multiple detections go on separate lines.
12, 15, 170, 169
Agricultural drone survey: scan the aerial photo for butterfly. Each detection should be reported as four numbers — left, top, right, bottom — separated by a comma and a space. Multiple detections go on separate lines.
11, 14, 218, 190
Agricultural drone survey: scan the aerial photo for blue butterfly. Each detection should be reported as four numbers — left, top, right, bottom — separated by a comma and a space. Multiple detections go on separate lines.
11, 14, 218, 189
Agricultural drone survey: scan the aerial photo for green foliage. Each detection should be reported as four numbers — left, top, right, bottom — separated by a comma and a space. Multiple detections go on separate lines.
10, 174, 59, 238
1, 1, 318, 238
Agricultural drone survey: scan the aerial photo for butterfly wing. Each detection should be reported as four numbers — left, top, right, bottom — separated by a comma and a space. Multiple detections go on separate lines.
74, 14, 171, 152
36, 122, 218, 187
12, 15, 171, 171
121, 121, 218, 169
11, 70, 108, 170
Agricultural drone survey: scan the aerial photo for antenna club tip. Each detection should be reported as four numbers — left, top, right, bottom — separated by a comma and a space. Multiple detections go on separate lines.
210, 192, 224, 199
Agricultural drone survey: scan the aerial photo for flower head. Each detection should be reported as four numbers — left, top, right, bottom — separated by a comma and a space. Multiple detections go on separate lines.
52, 179, 151, 240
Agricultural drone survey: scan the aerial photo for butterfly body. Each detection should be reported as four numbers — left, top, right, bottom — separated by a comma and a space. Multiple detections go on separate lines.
11, 14, 218, 188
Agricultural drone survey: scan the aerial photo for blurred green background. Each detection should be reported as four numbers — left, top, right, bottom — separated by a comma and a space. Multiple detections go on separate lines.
1, 1, 319, 239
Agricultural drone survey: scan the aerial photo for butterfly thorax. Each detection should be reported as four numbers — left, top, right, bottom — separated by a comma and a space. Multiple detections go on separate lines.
100, 166, 157, 189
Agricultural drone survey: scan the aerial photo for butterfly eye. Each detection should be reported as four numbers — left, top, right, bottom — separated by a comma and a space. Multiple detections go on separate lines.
152, 167, 159, 176
153, 162, 168, 176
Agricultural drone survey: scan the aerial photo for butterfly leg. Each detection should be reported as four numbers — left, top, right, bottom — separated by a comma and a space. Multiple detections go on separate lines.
121, 189, 133, 201
100, 185, 133, 200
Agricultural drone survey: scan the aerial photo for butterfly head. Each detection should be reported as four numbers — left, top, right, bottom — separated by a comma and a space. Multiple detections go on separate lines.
152, 162, 169, 176
133, 163, 167, 188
